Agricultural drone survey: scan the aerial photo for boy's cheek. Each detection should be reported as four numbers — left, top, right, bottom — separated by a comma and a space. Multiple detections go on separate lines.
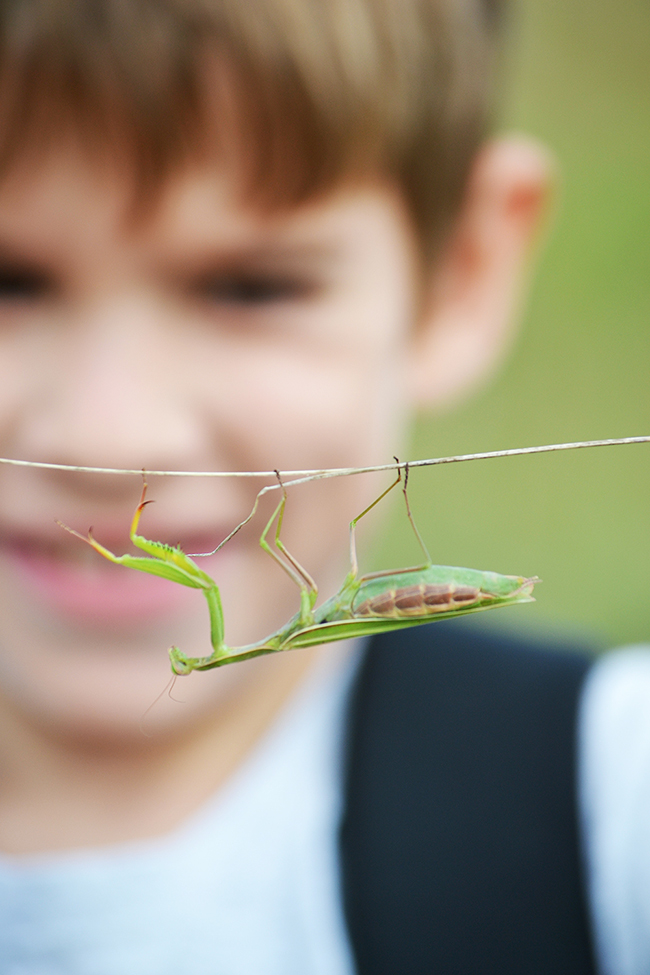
193, 325, 412, 473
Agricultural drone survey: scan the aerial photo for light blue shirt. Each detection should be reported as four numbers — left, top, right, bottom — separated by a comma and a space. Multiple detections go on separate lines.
0, 648, 360, 975
580, 647, 650, 975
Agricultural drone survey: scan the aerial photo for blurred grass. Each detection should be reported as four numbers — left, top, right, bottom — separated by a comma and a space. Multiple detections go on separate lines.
376, 0, 650, 647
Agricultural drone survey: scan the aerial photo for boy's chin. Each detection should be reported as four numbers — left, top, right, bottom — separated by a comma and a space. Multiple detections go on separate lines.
0, 636, 267, 744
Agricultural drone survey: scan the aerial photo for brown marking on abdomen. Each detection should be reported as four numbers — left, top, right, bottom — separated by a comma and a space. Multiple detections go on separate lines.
451, 586, 480, 603
354, 582, 483, 618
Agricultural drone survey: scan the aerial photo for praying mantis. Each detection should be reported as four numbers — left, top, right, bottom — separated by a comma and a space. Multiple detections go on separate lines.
58, 462, 538, 675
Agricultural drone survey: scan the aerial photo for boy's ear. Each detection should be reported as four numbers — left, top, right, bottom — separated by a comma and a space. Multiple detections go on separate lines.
409, 136, 554, 410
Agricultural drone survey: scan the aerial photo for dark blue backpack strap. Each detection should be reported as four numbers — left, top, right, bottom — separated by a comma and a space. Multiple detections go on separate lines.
339, 622, 597, 975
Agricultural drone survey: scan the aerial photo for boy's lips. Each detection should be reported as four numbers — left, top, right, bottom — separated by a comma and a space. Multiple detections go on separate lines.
2, 527, 230, 625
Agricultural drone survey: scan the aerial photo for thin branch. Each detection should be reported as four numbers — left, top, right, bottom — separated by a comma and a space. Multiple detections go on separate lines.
0, 436, 646, 485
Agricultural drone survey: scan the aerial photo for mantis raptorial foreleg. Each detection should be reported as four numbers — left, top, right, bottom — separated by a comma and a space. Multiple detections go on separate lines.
58, 479, 228, 667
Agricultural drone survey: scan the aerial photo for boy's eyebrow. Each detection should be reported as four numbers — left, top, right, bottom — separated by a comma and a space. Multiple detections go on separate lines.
170, 241, 344, 273
0, 231, 343, 270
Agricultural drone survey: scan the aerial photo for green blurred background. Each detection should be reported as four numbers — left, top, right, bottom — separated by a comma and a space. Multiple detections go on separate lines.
377, 0, 650, 648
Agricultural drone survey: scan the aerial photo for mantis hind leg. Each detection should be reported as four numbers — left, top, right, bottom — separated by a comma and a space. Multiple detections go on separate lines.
399, 461, 432, 566
348, 466, 401, 577
348, 460, 432, 580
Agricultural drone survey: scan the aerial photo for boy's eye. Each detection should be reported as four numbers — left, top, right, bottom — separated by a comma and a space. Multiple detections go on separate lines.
198, 273, 317, 305
0, 266, 52, 300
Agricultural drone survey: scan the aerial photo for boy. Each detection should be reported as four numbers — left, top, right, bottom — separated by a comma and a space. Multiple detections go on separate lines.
0, 0, 595, 971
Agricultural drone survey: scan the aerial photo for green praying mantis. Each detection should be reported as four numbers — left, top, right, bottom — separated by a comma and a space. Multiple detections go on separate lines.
58, 461, 538, 675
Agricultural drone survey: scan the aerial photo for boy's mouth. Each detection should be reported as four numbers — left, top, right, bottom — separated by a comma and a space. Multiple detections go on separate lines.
1, 528, 229, 626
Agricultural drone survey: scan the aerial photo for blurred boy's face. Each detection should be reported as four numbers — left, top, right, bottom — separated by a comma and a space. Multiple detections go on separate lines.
0, 140, 421, 738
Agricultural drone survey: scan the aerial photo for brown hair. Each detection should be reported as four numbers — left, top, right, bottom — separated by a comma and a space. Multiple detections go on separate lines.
0, 0, 501, 257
